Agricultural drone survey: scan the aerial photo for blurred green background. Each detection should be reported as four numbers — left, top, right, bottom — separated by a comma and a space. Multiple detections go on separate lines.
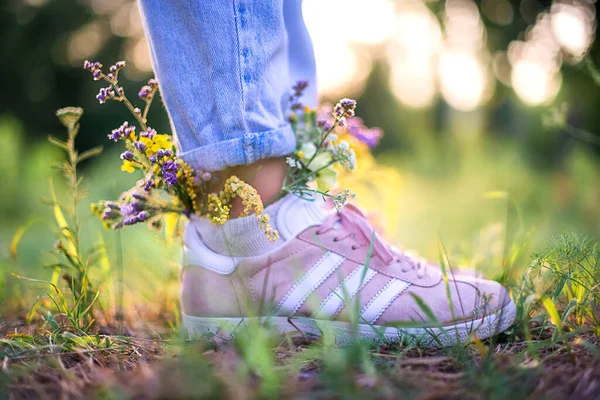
1, 0, 599, 318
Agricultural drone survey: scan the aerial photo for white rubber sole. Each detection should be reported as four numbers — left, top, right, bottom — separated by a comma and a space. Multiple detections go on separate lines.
182, 300, 517, 348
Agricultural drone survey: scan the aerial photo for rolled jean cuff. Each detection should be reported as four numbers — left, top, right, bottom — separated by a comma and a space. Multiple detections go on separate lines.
178, 124, 297, 172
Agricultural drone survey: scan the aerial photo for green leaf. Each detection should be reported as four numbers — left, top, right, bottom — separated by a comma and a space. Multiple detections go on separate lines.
410, 293, 439, 325
438, 243, 455, 321
76, 146, 103, 163
10, 219, 44, 260
542, 297, 563, 336
560, 298, 578, 326
45, 312, 59, 330
47, 135, 69, 151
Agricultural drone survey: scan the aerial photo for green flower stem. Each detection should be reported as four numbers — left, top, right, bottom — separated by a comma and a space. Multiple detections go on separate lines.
142, 94, 155, 125
100, 75, 148, 131
283, 158, 338, 190
562, 124, 600, 146
124, 140, 153, 171
304, 118, 340, 168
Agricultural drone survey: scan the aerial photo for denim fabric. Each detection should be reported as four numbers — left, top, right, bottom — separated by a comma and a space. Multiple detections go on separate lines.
138, 0, 317, 172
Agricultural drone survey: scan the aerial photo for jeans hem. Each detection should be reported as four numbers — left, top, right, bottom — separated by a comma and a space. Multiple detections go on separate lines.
178, 124, 297, 171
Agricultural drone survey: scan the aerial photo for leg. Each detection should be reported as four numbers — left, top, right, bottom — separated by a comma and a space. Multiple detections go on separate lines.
217, 0, 319, 216
138, 0, 319, 216
138, 0, 296, 174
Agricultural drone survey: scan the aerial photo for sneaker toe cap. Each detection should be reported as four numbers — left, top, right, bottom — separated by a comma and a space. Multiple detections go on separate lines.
376, 277, 511, 326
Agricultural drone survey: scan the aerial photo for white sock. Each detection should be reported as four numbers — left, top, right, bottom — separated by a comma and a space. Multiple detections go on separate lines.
195, 193, 327, 257
195, 197, 285, 257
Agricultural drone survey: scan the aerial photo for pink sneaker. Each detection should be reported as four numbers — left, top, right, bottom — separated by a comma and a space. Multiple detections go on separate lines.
181, 195, 516, 347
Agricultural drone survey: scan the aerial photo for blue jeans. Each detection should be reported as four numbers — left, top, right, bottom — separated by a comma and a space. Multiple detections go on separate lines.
138, 0, 317, 172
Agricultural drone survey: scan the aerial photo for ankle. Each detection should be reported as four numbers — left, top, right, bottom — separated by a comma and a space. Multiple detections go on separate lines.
216, 157, 287, 217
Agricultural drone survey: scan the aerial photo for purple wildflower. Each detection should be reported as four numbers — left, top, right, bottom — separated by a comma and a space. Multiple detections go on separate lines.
164, 149, 173, 157
148, 78, 158, 88
333, 98, 357, 120
140, 127, 156, 139
289, 80, 309, 111
148, 155, 157, 163
130, 201, 145, 212
156, 149, 165, 158
138, 85, 152, 100
83, 60, 102, 72
133, 141, 146, 152
120, 151, 134, 161
120, 203, 136, 218
115, 61, 126, 69
108, 121, 135, 142
84, 60, 105, 81
120, 216, 137, 227
161, 160, 179, 186
317, 104, 383, 149
350, 126, 382, 148
143, 179, 155, 191
131, 192, 146, 201
96, 87, 115, 104
202, 172, 212, 181
120, 210, 149, 227
317, 119, 332, 131
293, 81, 308, 96
102, 207, 120, 221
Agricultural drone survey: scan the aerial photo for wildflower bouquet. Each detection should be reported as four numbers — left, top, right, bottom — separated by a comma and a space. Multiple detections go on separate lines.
282, 82, 382, 210
84, 61, 382, 240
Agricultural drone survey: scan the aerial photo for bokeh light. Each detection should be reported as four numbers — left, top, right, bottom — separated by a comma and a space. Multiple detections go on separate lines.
387, 2, 440, 108
67, 21, 107, 66
551, 2, 596, 60
507, 12, 563, 105
511, 59, 562, 105
302, 0, 394, 98
64, 0, 597, 109
439, 51, 488, 111
481, 0, 514, 26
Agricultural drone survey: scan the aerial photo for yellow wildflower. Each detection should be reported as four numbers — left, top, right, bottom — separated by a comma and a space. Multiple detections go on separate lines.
121, 160, 135, 173
202, 176, 279, 242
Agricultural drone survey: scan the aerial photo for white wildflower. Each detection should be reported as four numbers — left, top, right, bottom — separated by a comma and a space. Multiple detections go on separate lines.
333, 189, 355, 211
286, 156, 300, 168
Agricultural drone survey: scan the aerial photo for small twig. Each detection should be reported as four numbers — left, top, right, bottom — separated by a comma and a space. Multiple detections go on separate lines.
286, 317, 308, 343
562, 125, 600, 147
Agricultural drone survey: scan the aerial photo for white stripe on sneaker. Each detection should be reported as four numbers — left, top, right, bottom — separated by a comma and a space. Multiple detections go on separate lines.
276, 252, 345, 316
313, 266, 378, 319
360, 278, 411, 324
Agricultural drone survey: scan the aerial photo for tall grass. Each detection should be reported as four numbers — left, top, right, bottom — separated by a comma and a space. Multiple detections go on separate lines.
12, 108, 105, 333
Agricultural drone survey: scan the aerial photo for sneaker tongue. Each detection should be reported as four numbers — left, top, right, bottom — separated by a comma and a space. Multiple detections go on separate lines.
275, 194, 329, 240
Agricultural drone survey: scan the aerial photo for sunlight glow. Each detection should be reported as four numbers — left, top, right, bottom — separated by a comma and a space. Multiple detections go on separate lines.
388, 4, 440, 108
511, 60, 561, 105
439, 51, 487, 111
303, 0, 393, 97
551, 3, 595, 59
395, 9, 442, 56
303, 0, 395, 46
507, 12, 563, 105
438, 0, 491, 111
67, 22, 107, 66
390, 59, 437, 108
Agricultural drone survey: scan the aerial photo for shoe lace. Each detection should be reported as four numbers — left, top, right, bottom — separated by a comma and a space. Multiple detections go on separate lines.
315, 205, 427, 279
